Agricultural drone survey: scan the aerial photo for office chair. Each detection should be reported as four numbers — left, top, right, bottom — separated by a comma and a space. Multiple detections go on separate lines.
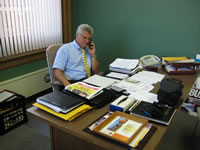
46, 44, 64, 91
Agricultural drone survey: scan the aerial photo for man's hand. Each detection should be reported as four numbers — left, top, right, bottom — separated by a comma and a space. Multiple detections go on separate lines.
88, 41, 96, 56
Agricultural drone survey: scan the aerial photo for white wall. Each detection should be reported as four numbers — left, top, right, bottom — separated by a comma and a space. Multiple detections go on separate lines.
0, 68, 51, 98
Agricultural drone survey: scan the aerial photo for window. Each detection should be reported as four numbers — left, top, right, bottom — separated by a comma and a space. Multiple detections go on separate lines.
0, 0, 72, 70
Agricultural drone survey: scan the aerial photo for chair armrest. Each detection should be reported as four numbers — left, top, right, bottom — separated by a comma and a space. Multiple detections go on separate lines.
53, 81, 62, 86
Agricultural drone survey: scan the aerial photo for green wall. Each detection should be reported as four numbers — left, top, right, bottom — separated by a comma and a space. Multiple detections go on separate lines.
0, 59, 47, 82
72, 0, 200, 71
1, 0, 200, 81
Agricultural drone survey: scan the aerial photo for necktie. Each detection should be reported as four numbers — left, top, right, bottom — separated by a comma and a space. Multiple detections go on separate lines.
81, 49, 91, 77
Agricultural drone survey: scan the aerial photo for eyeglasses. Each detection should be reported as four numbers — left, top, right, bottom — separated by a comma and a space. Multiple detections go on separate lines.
80, 34, 92, 41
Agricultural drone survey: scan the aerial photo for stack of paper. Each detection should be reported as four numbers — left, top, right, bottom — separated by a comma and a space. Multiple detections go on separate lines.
106, 72, 129, 80
83, 74, 119, 88
109, 58, 139, 74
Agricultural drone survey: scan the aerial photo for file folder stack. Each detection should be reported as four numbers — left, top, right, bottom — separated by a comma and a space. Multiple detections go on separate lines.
162, 57, 200, 75
36, 91, 85, 113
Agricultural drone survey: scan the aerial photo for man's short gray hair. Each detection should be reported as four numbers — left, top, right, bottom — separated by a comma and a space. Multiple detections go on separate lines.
76, 24, 94, 36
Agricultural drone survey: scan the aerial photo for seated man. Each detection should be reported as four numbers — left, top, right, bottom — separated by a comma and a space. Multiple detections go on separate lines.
53, 24, 99, 87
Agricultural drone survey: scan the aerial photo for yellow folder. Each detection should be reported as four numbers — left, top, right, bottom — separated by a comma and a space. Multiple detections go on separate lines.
162, 57, 189, 61
33, 103, 93, 121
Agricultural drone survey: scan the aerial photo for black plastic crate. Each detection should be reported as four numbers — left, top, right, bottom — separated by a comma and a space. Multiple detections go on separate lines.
0, 95, 27, 135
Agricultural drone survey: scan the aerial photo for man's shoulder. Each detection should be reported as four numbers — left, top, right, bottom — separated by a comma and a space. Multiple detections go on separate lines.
57, 42, 73, 53
60, 41, 73, 48
59, 40, 78, 51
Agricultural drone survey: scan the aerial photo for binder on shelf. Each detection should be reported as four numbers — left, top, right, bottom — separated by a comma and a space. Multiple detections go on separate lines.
129, 101, 176, 125
162, 57, 200, 75
165, 63, 199, 75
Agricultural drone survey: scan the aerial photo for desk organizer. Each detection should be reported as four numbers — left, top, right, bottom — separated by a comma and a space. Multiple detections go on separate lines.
0, 95, 27, 135
165, 63, 200, 75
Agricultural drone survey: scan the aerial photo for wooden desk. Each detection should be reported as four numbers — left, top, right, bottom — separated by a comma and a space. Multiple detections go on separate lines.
27, 72, 198, 150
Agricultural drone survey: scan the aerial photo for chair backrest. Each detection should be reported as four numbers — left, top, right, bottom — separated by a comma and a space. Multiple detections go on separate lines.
46, 44, 63, 91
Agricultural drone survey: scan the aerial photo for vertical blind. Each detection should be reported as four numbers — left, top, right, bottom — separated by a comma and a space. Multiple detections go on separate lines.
0, 0, 63, 58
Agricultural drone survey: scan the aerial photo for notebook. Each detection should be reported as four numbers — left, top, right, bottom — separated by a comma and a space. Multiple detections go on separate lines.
36, 91, 85, 113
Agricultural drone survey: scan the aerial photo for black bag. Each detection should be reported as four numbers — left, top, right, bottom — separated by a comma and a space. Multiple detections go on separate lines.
157, 78, 184, 107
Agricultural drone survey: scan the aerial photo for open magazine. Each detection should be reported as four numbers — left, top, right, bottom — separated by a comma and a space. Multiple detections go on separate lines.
65, 82, 103, 100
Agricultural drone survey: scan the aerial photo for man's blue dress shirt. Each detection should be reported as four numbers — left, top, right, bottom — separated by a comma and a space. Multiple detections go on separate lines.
53, 40, 92, 80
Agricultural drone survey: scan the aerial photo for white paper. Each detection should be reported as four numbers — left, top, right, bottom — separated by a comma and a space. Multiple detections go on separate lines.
109, 58, 139, 70
128, 71, 165, 85
0, 91, 15, 102
106, 72, 129, 80
83, 74, 119, 88
129, 91, 158, 103
113, 79, 154, 93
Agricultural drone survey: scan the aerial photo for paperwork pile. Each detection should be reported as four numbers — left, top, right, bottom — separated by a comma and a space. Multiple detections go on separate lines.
109, 58, 139, 74
113, 71, 165, 94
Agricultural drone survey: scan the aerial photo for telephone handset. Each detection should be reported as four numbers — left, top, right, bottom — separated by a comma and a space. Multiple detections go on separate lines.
88, 41, 93, 49
140, 55, 161, 67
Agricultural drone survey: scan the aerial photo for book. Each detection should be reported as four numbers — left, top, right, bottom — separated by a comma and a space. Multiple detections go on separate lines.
36, 91, 85, 113
93, 111, 148, 145
64, 82, 103, 99
130, 101, 176, 125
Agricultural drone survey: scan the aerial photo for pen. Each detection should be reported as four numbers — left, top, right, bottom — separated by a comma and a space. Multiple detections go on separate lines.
117, 97, 128, 105
140, 108, 152, 118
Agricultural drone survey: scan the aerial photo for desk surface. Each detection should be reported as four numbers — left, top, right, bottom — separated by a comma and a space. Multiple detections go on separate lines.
27, 71, 198, 150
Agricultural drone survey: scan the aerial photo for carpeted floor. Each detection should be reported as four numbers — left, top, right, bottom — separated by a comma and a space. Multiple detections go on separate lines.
156, 109, 200, 150
0, 125, 50, 150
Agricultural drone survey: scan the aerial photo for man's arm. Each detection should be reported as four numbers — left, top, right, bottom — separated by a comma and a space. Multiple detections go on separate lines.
53, 68, 71, 87
91, 55, 99, 74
